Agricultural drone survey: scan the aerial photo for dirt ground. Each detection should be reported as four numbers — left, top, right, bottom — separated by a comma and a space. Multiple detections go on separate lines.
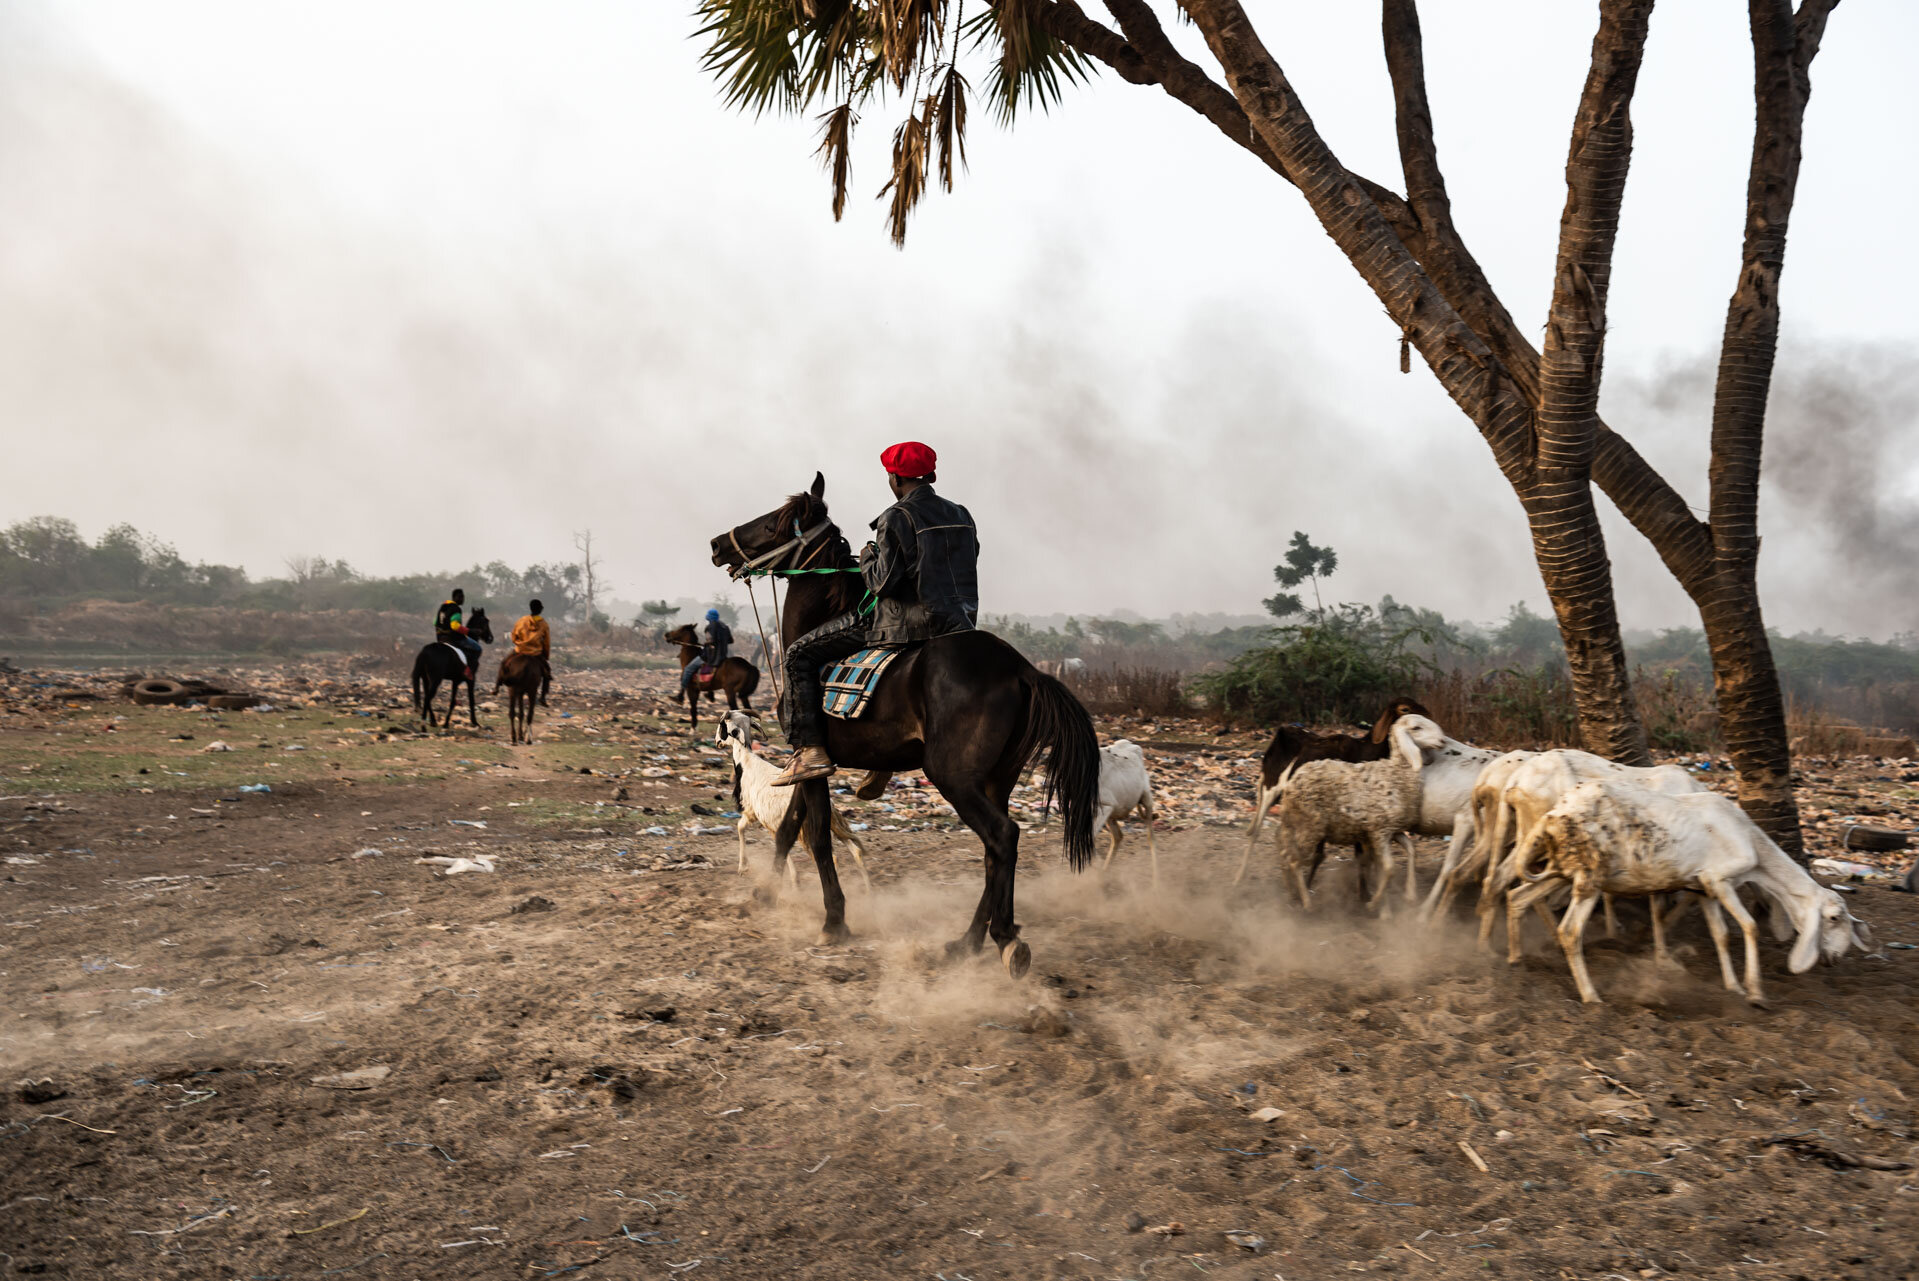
2, 662, 1916, 1280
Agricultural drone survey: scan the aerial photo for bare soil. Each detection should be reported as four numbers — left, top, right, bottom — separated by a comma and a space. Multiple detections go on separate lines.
2, 664, 1916, 1280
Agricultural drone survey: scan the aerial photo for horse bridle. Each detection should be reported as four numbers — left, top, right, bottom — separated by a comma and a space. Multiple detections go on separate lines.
727, 516, 836, 579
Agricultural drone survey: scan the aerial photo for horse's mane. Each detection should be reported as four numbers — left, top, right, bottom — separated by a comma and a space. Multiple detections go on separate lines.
775, 491, 860, 615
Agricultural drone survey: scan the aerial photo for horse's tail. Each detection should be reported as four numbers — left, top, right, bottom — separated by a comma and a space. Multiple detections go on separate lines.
1017, 671, 1099, 872
736, 659, 760, 700
410, 650, 426, 711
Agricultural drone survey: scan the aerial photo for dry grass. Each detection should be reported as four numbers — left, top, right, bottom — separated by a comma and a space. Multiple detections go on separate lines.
1063, 664, 1189, 717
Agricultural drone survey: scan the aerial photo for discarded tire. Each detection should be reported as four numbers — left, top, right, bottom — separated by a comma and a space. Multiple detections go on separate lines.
129, 679, 191, 706
1843, 824, 1912, 854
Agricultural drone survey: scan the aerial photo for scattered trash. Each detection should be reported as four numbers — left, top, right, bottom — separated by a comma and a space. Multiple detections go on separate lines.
290, 1206, 370, 1235
202, 740, 233, 753
16, 1078, 67, 1105
237, 784, 272, 794
1458, 1140, 1490, 1173
1812, 857, 1884, 879
1249, 1106, 1285, 1123
448, 819, 488, 829
418, 855, 498, 875
310, 1065, 391, 1090
1765, 1134, 1911, 1171
351, 847, 382, 859
1224, 1230, 1265, 1252
1842, 825, 1911, 854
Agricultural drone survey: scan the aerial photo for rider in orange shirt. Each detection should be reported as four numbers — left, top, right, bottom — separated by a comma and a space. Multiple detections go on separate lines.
510, 599, 553, 707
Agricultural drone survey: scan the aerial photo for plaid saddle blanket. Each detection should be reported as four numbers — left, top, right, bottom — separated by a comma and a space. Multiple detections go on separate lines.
822, 646, 908, 720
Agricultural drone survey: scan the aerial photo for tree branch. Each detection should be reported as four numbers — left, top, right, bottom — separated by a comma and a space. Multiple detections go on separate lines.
1027, 0, 1715, 595
1380, 0, 1714, 594
1535, 0, 1654, 472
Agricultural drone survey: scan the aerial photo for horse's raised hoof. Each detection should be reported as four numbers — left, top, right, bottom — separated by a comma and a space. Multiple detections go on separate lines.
1000, 939, 1031, 980
816, 923, 852, 948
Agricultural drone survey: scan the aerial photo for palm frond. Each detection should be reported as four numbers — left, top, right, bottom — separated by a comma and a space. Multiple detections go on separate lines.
879, 100, 932, 246
933, 64, 969, 192
695, 0, 810, 115
814, 101, 858, 220
963, 0, 1090, 123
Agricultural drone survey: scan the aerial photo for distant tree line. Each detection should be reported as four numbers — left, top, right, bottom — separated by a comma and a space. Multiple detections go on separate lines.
0, 516, 591, 621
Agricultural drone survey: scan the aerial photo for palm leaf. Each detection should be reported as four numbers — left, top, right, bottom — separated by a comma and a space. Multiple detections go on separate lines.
814, 101, 858, 220
933, 64, 969, 192
964, 0, 1088, 122
879, 101, 932, 246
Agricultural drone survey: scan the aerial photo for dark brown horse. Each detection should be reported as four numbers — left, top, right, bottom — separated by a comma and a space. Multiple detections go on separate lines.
494, 652, 544, 744
663, 623, 760, 730
710, 473, 1098, 978
410, 609, 494, 729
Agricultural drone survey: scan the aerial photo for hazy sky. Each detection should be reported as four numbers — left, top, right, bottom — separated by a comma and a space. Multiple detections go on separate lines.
2, 1, 1914, 634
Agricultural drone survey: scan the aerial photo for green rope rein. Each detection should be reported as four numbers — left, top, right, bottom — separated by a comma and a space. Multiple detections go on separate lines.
737, 565, 875, 617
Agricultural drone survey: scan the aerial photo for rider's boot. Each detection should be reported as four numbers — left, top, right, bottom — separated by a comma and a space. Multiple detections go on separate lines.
770, 746, 836, 788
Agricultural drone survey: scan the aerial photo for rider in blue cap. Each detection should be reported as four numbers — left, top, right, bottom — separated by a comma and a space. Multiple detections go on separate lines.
680, 607, 734, 700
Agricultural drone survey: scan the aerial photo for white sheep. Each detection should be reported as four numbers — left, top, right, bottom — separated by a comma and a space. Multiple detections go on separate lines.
714, 711, 869, 891
1508, 778, 1875, 1004
1094, 739, 1160, 881
1271, 714, 1447, 913
1473, 749, 1704, 949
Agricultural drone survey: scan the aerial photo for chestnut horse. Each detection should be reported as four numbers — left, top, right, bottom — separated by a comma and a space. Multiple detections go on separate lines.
710, 473, 1098, 979
664, 623, 759, 730
410, 609, 494, 729
494, 652, 544, 744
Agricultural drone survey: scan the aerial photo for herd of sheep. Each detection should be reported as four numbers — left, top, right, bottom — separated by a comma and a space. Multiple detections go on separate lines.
710, 703, 1875, 1005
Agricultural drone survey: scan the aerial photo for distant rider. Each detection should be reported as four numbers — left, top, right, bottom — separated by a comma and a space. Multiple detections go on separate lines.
680, 608, 734, 699
434, 588, 483, 678
511, 598, 553, 707
772, 441, 978, 786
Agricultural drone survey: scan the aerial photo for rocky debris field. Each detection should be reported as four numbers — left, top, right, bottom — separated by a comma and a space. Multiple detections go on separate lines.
2, 659, 1915, 1280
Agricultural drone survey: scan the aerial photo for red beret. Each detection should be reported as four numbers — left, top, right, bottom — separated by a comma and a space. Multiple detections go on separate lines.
880, 441, 937, 478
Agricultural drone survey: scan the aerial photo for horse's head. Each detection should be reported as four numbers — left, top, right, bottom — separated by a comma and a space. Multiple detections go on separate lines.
467, 608, 494, 644
710, 471, 837, 575
663, 623, 699, 648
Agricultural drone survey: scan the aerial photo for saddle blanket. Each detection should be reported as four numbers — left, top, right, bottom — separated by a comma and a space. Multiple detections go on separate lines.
822, 646, 906, 720
441, 642, 472, 669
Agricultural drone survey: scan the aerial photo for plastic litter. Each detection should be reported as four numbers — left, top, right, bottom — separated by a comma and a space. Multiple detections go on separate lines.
238, 784, 272, 794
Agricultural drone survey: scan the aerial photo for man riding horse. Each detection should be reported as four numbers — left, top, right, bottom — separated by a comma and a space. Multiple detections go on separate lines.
434, 589, 483, 679
679, 608, 734, 700
510, 598, 553, 706
772, 440, 978, 787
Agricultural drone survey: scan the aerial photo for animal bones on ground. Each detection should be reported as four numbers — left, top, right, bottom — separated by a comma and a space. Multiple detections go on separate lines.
1511, 777, 1876, 1004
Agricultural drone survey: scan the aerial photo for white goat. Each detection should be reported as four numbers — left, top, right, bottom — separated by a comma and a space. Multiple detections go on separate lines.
1421, 749, 1538, 920
1397, 731, 1503, 906
1508, 778, 1875, 1004
1272, 715, 1447, 913
1094, 739, 1159, 881
715, 711, 869, 890
1474, 749, 1704, 949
